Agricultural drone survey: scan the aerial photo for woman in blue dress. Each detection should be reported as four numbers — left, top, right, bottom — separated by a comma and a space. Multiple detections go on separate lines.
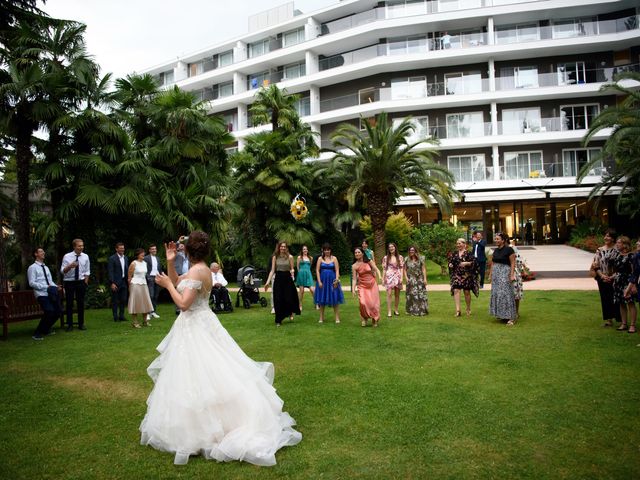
313, 243, 344, 323
295, 245, 315, 311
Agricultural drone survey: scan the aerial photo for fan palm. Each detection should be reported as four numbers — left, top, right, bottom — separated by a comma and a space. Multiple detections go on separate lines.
579, 71, 640, 217
322, 112, 457, 262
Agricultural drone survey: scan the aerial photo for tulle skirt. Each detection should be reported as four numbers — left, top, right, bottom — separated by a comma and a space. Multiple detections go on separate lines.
139, 306, 301, 465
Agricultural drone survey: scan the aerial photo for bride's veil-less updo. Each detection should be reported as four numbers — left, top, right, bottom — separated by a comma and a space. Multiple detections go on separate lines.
185, 231, 210, 262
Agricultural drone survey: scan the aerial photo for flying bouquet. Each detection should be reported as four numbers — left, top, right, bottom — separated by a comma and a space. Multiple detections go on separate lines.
290, 194, 308, 221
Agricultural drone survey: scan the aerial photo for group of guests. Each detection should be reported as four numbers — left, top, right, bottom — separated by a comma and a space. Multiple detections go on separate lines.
26, 238, 198, 339
263, 240, 431, 328
590, 229, 640, 333
447, 231, 524, 325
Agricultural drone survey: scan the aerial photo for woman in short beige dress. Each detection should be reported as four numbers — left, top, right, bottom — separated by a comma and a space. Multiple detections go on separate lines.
128, 248, 154, 328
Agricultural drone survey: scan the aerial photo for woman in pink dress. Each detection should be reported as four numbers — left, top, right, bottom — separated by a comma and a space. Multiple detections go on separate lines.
382, 242, 404, 317
352, 247, 382, 327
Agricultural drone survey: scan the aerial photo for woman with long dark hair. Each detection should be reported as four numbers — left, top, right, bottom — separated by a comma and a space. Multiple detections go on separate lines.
141, 232, 301, 465
489, 232, 517, 325
314, 243, 344, 323
448, 238, 478, 317
352, 246, 382, 327
612, 236, 637, 333
404, 245, 429, 316
382, 242, 404, 317
265, 241, 300, 326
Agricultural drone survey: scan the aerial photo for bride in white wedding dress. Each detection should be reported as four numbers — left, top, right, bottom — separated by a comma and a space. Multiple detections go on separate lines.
139, 231, 302, 465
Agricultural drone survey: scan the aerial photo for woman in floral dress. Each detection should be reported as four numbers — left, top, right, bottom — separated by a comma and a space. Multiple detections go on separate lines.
448, 238, 479, 317
382, 243, 404, 317
612, 236, 637, 333
403, 245, 428, 316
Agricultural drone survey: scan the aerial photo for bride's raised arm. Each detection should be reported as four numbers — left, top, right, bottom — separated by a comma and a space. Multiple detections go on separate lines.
164, 241, 179, 286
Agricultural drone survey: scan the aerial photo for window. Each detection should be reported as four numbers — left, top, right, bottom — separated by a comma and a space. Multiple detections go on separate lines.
562, 148, 603, 176
390, 76, 427, 100
388, 35, 428, 55
221, 113, 237, 132
552, 17, 596, 39
248, 71, 270, 89
283, 61, 306, 80
444, 72, 482, 95
216, 81, 233, 99
557, 62, 586, 85
359, 88, 378, 105
446, 112, 484, 138
448, 154, 486, 182
498, 66, 539, 90
386, 0, 428, 19
248, 39, 269, 58
502, 108, 542, 134
156, 70, 174, 86
392, 116, 429, 145
437, 0, 481, 12
504, 151, 543, 179
495, 23, 539, 44
294, 96, 311, 117
283, 27, 305, 47
560, 104, 599, 131
218, 50, 233, 67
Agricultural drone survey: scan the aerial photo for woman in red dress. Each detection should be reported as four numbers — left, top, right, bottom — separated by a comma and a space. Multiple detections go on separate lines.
352, 247, 382, 327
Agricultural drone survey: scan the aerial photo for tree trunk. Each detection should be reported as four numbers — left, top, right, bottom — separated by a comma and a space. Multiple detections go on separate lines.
367, 191, 390, 266
15, 113, 35, 278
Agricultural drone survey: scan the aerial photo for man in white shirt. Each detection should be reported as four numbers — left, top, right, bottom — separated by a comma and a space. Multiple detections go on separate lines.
60, 238, 91, 331
210, 262, 232, 312
144, 244, 164, 318
27, 247, 60, 340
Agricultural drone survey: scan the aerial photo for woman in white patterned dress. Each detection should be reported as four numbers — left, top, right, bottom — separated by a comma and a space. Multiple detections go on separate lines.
140, 231, 301, 465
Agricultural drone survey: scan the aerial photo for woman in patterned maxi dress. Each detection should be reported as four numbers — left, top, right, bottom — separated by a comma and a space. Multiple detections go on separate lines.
404, 246, 428, 316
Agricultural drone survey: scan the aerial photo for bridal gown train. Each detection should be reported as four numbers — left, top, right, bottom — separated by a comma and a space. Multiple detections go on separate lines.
140, 279, 302, 465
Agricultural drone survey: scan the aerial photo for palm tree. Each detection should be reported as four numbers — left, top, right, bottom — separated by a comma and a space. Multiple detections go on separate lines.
578, 71, 640, 218
322, 112, 457, 263
250, 84, 305, 133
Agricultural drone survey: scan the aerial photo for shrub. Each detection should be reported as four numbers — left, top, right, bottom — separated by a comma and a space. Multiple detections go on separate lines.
359, 212, 414, 254
411, 222, 464, 274
568, 220, 605, 253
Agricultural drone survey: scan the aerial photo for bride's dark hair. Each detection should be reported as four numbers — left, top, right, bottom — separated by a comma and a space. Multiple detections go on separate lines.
185, 231, 209, 262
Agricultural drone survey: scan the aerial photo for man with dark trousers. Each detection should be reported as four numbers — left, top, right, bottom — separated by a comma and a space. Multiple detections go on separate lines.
472, 231, 487, 288
107, 242, 129, 322
60, 238, 91, 331
144, 244, 163, 319
27, 247, 61, 340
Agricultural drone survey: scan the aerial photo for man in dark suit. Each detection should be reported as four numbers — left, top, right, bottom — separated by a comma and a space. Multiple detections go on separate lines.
472, 231, 487, 288
107, 242, 129, 322
144, 244, 164, 319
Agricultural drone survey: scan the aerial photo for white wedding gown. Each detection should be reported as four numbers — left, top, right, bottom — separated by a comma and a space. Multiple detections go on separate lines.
140, 279, 302, 465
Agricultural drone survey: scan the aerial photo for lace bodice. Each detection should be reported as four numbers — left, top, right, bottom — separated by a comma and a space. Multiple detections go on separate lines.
177, 279, 211, 311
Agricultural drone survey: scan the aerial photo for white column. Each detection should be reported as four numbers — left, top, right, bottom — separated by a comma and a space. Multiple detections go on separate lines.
492, 144, 500, 181
174, 61, 188, 82
488, 58, 496, 92
487, 17, 495, 46
309, 122, 321, 148
233, 71, 246, 95
490, 101, 498, 136
309, 84, 320, 116
305, 50, 319, 76
237, 137, 246, 151
234, 41, 247, 63
305, 17, 320, 41
237, 103, 248, 131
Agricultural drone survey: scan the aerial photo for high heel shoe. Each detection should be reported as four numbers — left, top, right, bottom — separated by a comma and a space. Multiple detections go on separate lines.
394, 311, 400, 316
132, 322, 141, 329
617, 323, 628, 331
466, 309, 471, 316
455, 311, 461, 317
361, 319, 367, 327
373, 319, 379, 327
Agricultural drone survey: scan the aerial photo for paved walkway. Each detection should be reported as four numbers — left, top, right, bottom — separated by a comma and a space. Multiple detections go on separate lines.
426, 244, 597, 291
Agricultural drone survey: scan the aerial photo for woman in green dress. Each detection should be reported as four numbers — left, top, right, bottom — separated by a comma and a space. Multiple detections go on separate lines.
295, 245, 315, 311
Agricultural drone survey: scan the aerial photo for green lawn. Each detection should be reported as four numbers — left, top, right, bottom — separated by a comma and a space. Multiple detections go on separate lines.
1, 291, 639, 479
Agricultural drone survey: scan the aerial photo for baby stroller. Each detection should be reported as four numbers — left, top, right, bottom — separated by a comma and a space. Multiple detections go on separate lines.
236, 265, 268, 309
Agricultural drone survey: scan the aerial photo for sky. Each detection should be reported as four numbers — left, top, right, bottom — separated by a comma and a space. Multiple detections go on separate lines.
40, 0, 335, 80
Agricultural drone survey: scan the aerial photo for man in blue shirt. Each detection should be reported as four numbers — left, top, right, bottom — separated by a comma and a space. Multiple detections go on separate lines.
27, 247, 61, 340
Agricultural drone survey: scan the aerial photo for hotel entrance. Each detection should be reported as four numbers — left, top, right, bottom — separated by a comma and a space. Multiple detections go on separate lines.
400, 197, 616, 244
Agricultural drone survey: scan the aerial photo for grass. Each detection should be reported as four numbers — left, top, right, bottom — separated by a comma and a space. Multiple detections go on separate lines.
1, 291, 639, 479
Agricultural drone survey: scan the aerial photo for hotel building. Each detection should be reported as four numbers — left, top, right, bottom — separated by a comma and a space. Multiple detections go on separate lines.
144, 0, 640, 242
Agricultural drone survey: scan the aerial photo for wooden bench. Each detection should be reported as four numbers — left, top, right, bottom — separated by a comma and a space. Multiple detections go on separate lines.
0, 291, 61, 340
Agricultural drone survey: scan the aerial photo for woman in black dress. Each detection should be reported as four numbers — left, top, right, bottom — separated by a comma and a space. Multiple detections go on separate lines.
612, 236, 637, 333
265, 242, 300, 326
448, 238, 478, 317
489, 233, 517, 325
590, 229, 621, 327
